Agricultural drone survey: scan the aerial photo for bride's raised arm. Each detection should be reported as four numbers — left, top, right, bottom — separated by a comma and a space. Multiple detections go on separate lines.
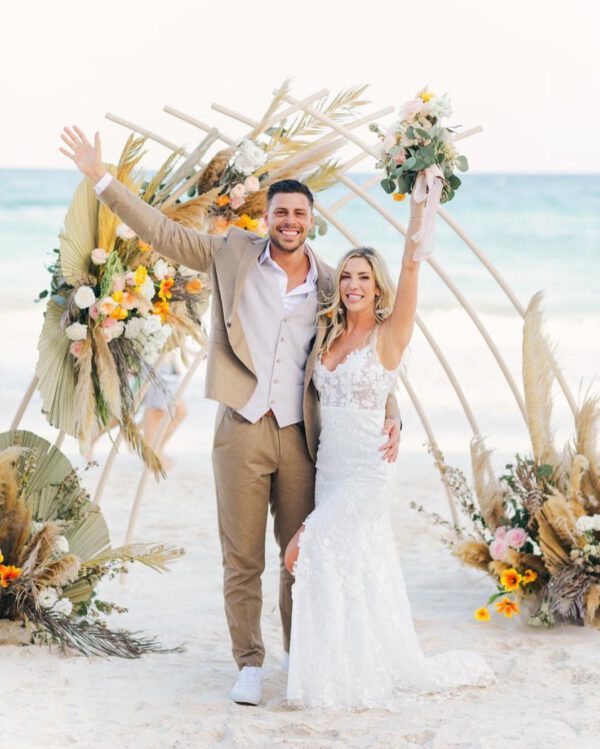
379, 194, 426, 370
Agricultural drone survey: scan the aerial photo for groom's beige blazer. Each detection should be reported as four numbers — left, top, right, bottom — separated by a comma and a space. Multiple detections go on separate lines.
97, 178, 395, 459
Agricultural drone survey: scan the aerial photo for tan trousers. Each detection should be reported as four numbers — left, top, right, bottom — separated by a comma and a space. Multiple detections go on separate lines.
212, 407, 315, 669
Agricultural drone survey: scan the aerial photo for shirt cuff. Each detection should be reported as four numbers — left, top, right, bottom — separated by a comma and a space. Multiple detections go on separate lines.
94, 172, 113, 196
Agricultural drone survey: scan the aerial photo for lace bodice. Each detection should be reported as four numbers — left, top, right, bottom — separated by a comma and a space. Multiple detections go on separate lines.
313, 325, 401, 411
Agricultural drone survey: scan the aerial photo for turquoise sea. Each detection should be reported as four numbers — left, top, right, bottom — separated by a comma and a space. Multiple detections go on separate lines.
1, 169, 599, 319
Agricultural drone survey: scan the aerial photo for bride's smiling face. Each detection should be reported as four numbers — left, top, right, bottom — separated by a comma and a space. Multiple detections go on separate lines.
339, 257, 380, 315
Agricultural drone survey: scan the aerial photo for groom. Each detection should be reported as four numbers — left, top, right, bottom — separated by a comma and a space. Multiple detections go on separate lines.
60, 126, 401, 705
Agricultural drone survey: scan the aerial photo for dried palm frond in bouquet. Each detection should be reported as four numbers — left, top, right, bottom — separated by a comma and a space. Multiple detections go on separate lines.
412, 293, 600, 627
36, 136, 211, 474
0, 430, 183, 656
186, 79, 368, 238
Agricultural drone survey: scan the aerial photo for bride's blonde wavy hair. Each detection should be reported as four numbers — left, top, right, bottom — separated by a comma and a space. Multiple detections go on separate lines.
319, 247, 396, 353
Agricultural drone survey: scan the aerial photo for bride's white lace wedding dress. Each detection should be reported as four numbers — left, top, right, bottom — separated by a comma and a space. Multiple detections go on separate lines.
287, 327, 496, 709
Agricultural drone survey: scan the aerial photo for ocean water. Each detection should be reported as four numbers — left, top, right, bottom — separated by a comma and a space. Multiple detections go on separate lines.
0, 169, 598, 459
1, 169, 599, 318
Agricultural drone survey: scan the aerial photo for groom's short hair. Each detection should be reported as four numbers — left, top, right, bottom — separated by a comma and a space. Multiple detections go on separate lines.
267, 179, 314, 209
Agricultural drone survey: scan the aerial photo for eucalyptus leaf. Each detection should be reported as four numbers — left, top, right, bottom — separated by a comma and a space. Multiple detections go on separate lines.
380, 178, 395, 194
455, 155, 469, 172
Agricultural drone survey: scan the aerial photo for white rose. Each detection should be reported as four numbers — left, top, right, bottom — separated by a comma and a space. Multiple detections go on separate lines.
125, 316, 145, 340
54, 597, 73, 617
74, 285, 96, 309
38, 587, 58, 609
116, 223, 136, 240
153, 259, 171, 281
143, 315, 162, 335
430, 93, 452, 120
54, 535, 69, 554
230, 183, 247, 199
65, 322, 88, 341
140, 276, 156, 301
234, 139, 266, 175
576, 516, 595, 533
91, 248, 109, 265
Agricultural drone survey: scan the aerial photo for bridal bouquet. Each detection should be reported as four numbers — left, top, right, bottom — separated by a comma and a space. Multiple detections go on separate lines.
412, 294, 600, 628
0, 430, 183, 656
372, 87, 469, 259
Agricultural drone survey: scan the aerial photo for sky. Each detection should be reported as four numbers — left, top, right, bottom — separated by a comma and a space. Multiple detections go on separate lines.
1, 0, 598, 172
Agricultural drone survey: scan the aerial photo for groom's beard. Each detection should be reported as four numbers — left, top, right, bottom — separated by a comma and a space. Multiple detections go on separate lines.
269, 233, 306, 254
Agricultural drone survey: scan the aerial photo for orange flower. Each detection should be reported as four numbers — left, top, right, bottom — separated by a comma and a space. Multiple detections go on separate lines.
152, 301, 170, 321
158, 278, 174, 302
474, 607, 491, 622
110, 306, 128, 320
393, 193, 407, 202
500, 568, 522, 592
216, 195, 230, 207
235, 213, 259, 231
495, 597, 520, 618
138, 240, 152, 253
184, 278, 203, 294
522, 569, 538, 585
0, 564, 22, 587
211, 216, 230, 235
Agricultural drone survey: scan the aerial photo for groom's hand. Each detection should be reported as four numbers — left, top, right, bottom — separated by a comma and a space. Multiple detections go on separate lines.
380, 417, 401, 463
59, 126, 107, 184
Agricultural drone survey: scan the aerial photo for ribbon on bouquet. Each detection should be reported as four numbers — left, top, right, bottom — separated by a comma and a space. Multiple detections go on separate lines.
410, 164, 444, 262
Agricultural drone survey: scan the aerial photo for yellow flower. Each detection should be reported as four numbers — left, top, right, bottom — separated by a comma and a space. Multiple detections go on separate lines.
474, 607, 491, 622
152, 301, 170, 322
393, 193, 407, 202
0, 549, 3, 563
500, 568, 522, 592
495, 597, 520, 618
134, 265, 148, 286
110, 306, 128, 320
419, 91, 435, 102
235, 213, 259, 231
111, 291, 124, 304
158, 278, 174, 302
522, 569, 538, 585
137, 241, 152, 253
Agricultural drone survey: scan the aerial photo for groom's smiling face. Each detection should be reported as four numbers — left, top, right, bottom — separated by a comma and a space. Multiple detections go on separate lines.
265, 193, 314, 254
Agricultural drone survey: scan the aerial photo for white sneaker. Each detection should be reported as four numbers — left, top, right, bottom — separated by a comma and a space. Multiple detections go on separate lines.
282, 652, 289, 671
229, 666, 263, 705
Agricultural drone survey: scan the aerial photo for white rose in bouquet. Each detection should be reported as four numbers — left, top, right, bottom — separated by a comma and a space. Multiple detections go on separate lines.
124, 316, 145, 340
91, 248, 109, 265
153, 259, 172, 281
116, 223, 136, 240
65, 322, 88, 341
38, 587, 59, 609
234, 140, 266, 176
74, 286, 96, 309
54, 535, 70, 554
140, 276, 156, 302
54, 597, 73, 617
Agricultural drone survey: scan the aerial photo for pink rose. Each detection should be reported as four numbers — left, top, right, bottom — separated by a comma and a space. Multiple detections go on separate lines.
489, 537, 509, 561
495, 525, 508, 539
91, 248, 109, 266
230, 195, 245, 211
98, 296, 117, 316
89, 303, 100, 321
102, 316, 117, 328
243, 176, 260, 193
230, 183, 247, 200
112, 275, 125, 292
69, 340, 84, 357
383, 132, 396, 151
506, 527, 527, 549
125, 272, 136, 287
393, 150, 406, 165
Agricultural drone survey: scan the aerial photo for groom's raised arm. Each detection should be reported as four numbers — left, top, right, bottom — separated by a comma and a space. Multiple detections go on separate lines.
96, 176, 223, 272
60, 126, 223, 273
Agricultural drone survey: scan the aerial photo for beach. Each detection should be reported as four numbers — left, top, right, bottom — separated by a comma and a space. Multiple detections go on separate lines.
1, 170, 600, 748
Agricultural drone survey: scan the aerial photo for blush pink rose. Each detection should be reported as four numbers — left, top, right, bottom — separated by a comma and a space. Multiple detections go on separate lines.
230, 183, 247, 200
495, 525, 508, 538
383, 132, 396, 151
489, 537, 509, 561
230, 195, 245, 210
69, 340, 84, 357
243, 176, 260, 193
505, 527, 527, 549
393, 150, 406, 165
125, 272, 136, 287
89, 303, 100, 321
91, 248, 109, 265
102, 316, 117, 328
112, 275, 125, 292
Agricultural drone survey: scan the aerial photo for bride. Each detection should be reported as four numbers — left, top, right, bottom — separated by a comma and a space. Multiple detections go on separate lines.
284, 195, 496, 709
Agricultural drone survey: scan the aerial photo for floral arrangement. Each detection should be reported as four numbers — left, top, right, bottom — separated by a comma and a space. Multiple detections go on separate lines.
372, 86, 468, 203
35, 82, 365, 468
371, 86, 469, 260
0, 430, 183, 656
412, 293, 600, 627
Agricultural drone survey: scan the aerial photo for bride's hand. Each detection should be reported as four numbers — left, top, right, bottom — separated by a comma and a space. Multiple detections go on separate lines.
59, 126, 106, 183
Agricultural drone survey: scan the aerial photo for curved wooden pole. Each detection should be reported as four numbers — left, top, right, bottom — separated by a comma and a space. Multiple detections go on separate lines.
9, 374, 39, 430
